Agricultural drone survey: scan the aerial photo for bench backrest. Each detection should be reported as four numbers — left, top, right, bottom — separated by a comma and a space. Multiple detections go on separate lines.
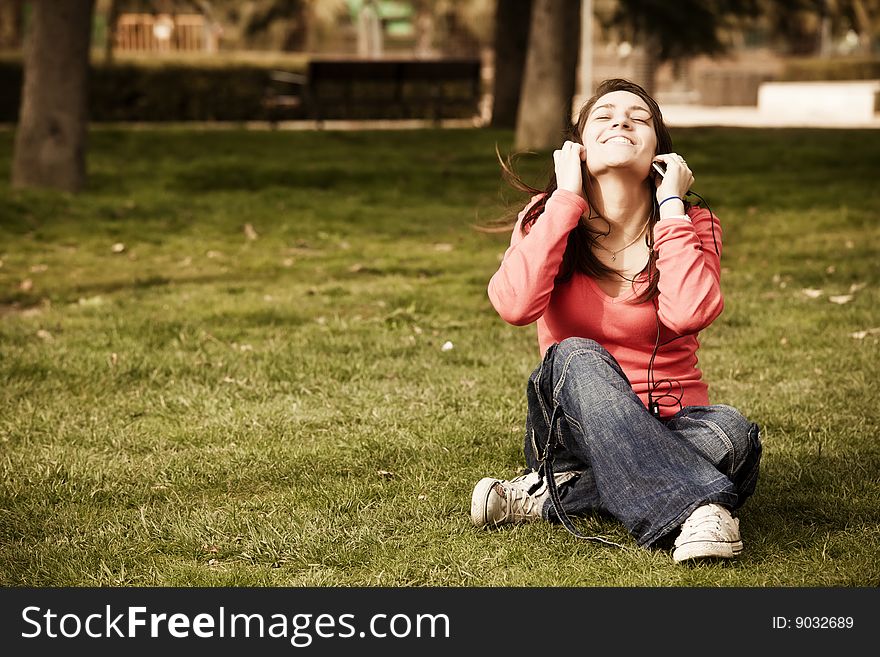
308, 59, 481, 84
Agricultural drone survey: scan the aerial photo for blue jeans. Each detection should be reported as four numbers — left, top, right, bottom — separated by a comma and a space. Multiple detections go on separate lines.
522, 338, 762, 547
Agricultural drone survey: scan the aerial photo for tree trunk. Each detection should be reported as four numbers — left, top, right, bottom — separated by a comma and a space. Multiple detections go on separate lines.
515, 0, 581, 151
104, 0, 119, 63
491, 0, 532, 129
413, 0, 436, 57
851, 0, 874, 53
12, 0, 95, 193
0, 0, 23, 49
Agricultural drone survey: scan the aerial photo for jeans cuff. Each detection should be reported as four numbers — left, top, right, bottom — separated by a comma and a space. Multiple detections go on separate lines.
638, 489, 739, 547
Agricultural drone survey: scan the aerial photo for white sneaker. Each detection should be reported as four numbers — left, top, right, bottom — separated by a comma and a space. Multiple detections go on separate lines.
470, 470, 578, 528
672, 503, 743, 563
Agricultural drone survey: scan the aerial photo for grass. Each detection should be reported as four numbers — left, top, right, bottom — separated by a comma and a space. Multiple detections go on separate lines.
0, 126, 878, 587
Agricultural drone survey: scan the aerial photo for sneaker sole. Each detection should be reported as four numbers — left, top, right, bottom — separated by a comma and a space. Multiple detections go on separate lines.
470, 477, 501, 527
672, 539, 744, 563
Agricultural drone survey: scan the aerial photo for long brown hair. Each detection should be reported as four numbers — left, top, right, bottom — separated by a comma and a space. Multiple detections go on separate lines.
499, 78, 679, 302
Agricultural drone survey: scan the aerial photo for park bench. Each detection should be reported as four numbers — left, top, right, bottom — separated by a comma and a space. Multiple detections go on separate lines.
264, 58, 483, 123
263, 69, 307, 119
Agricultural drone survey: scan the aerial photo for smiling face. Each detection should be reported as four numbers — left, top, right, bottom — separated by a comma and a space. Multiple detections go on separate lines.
580, 90, 658, 179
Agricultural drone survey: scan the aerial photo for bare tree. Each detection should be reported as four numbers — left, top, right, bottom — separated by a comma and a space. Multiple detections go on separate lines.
12, 0, 96, 193
758, 0, 879, 55
850, 0, 876, 52
515, 0, 581, 150
491, 0, 532, 129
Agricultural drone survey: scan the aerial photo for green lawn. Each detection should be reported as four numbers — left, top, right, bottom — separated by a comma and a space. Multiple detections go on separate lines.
0, 126, 878, 586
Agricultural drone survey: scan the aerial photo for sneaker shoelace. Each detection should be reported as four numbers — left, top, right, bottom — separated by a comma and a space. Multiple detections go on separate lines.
502, 485, 540, 520
681, 511, 725, 538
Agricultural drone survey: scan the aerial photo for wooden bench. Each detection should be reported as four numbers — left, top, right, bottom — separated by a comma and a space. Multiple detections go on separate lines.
300, 58, 482, 122
262, 69, 308, 120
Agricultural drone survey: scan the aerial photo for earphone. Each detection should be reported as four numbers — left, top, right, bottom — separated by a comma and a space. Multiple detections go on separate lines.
646, 188, 720, 419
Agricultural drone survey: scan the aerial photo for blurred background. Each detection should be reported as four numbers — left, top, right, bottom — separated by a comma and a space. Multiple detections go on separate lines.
2, 1, 875, 93
2, 0, 879, 192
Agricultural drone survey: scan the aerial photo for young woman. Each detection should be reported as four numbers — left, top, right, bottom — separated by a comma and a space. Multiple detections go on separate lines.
471, 79, 762, 562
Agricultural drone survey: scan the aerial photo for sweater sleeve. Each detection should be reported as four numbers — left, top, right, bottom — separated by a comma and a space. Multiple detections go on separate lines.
488, 190, 588, 326
652, 207, 724, 335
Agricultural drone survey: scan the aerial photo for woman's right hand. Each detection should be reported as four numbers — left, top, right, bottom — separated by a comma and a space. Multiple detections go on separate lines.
553, 140, 586, 197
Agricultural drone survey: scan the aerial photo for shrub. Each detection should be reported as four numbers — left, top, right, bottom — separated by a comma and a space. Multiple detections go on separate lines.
0, 59, 307, 122
780, 56, 880, 81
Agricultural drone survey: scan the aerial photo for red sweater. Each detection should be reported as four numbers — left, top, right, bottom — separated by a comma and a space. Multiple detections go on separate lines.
488, 189, 723, 417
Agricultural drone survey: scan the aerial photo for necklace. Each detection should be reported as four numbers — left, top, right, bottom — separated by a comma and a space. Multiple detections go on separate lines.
595, 220, 650, 261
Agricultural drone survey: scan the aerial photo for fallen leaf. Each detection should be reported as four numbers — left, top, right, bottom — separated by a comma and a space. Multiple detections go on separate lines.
434, 243, 454, 252
20, 278, 33, 292
78, 295, 104, 307
829, 294, 853, 304
801, 288, 823, 298
206, 250, 222, 259
849, 327, 880, 339
779, 337, 788, 346
21, 306, 44, 318
282, 257, 295, 267
109, 352, 118, 366
244, 223, 259, 241
29, 264, 48, 273
348, 263, 364, 273
36, 329, 53, 341
111, 242, 126, 253
849, 282, 867, 294
377, 470, 395, 478
825, 265, 836, 274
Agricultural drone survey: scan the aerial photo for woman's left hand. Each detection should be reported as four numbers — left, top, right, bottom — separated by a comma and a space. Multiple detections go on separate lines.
653, 152, 694, 203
